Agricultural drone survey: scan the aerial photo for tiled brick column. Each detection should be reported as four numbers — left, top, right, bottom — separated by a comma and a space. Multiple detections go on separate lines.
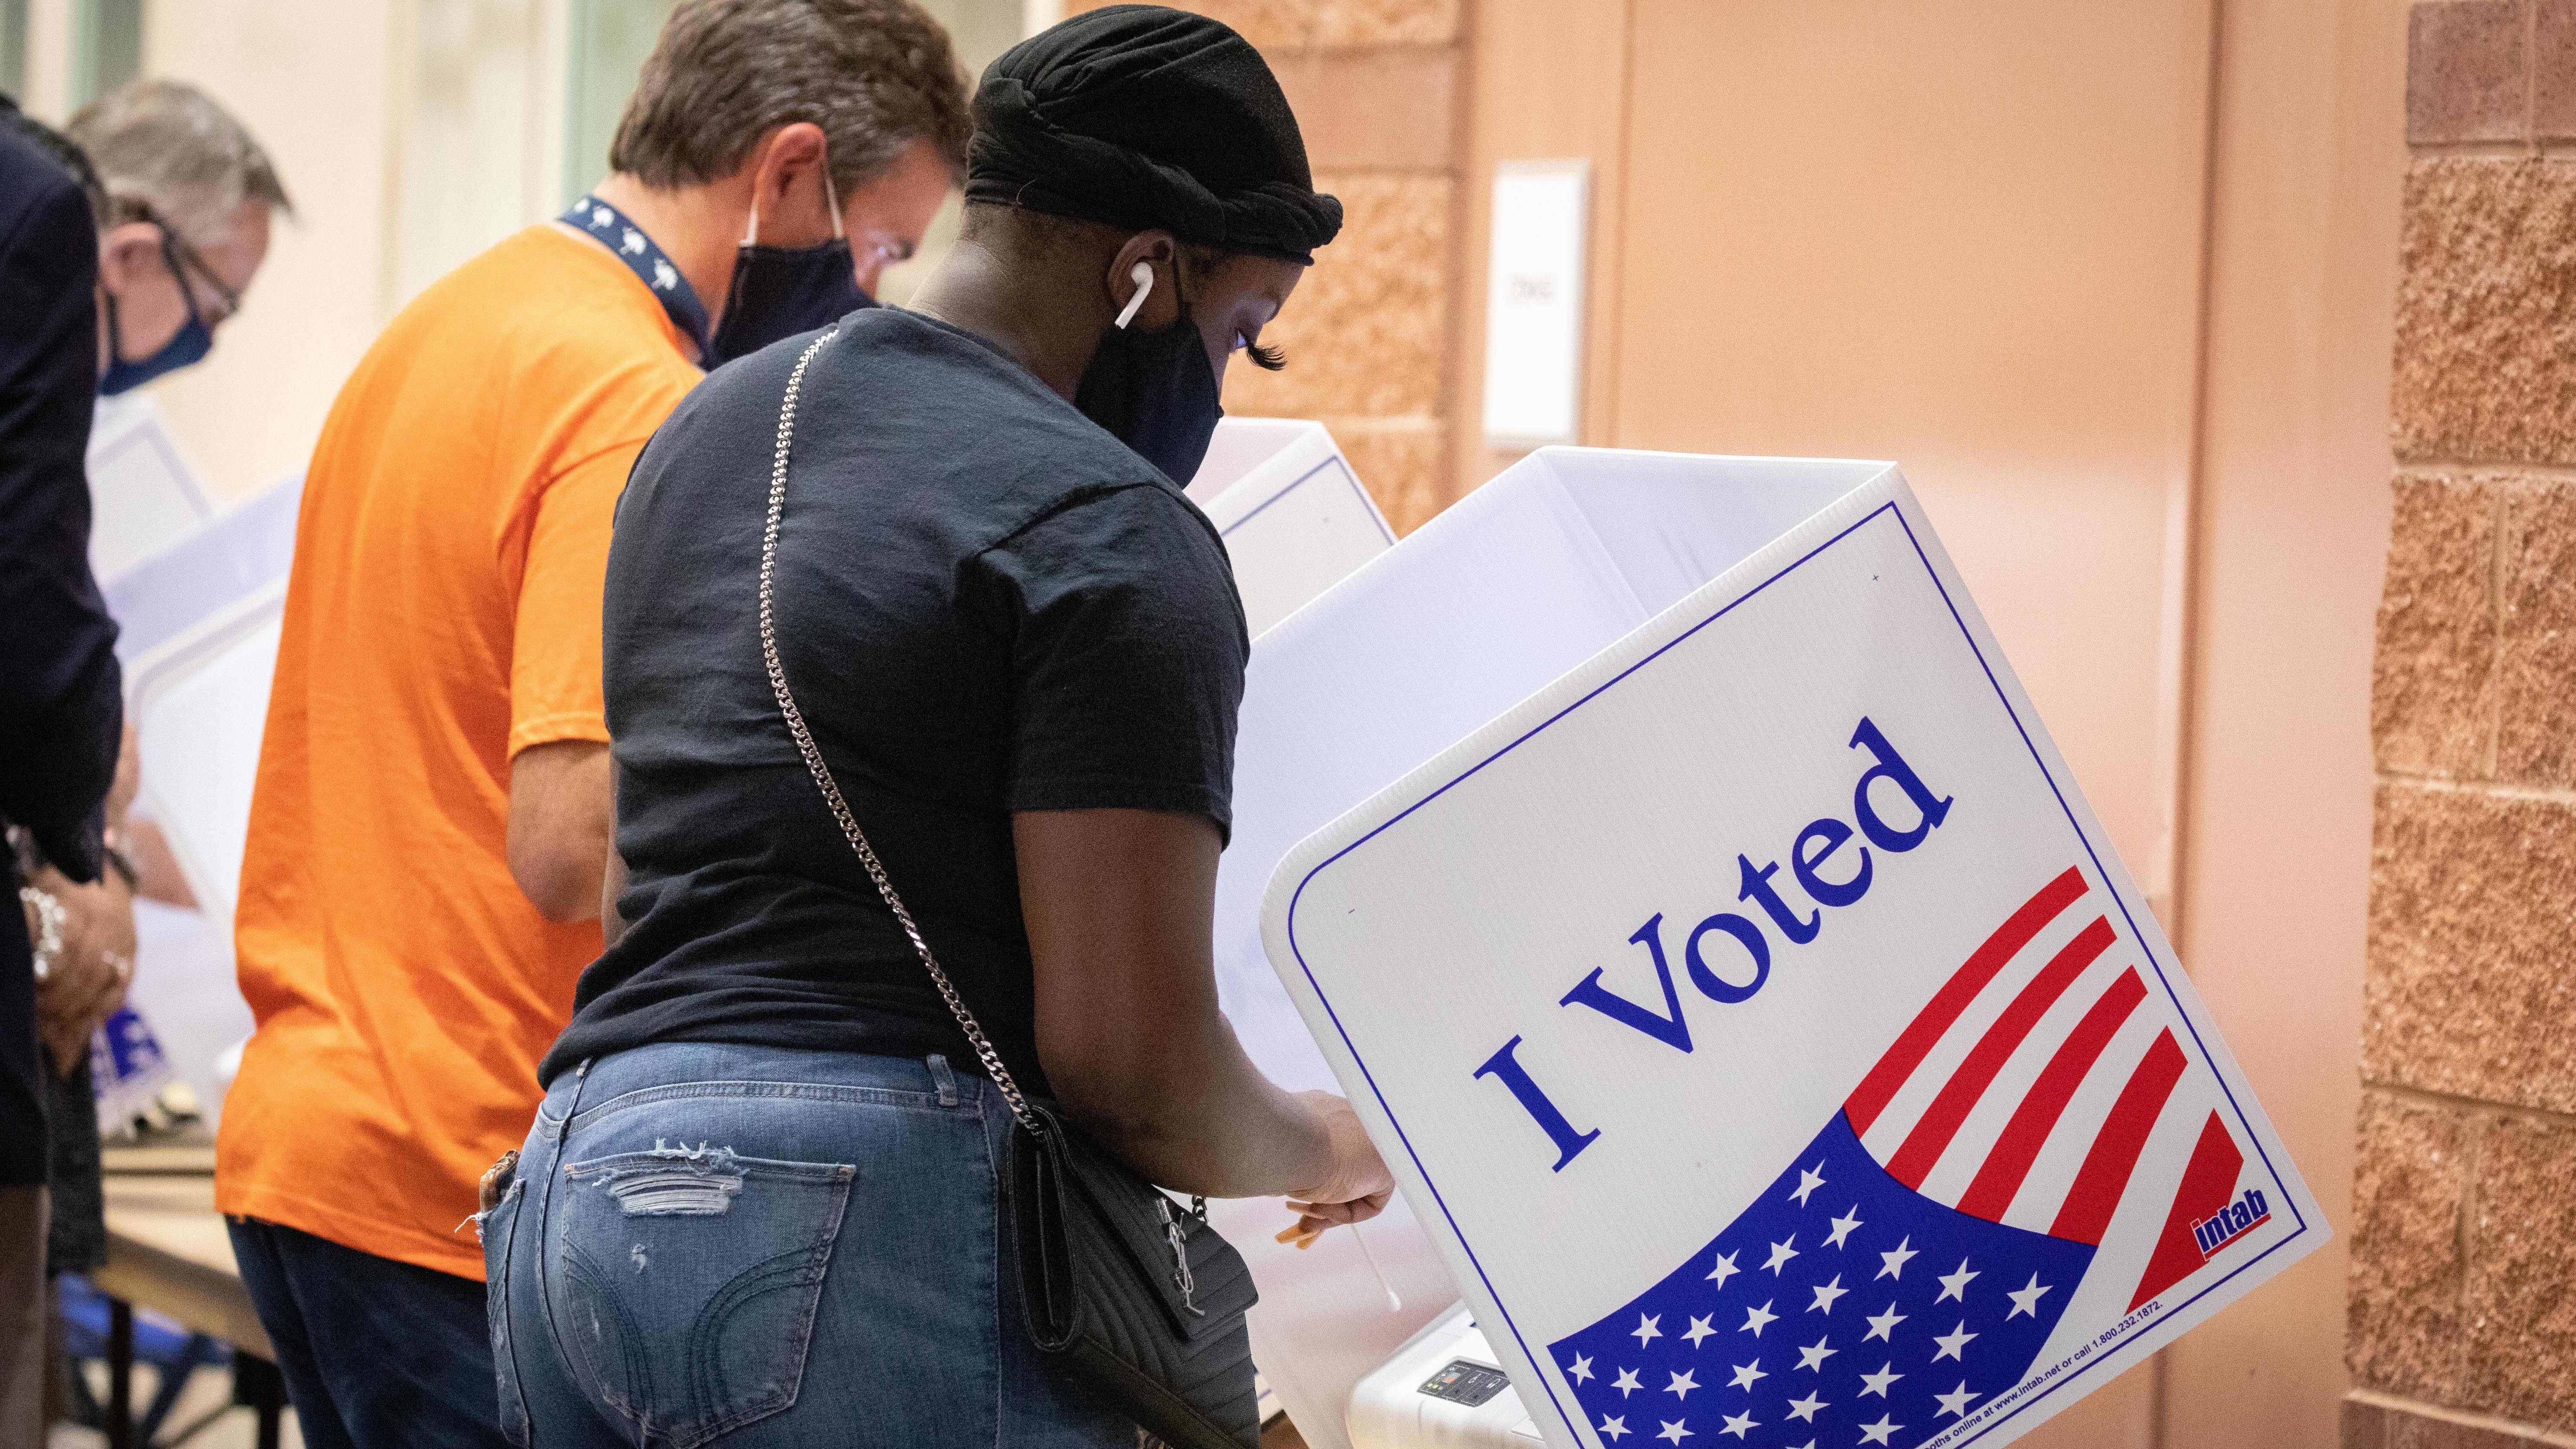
2346, 5, 2576, 1445
1071, 0, 1467, 534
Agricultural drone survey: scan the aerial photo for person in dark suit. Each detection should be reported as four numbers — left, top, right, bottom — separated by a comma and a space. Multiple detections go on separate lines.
0, 94, 126, 1446
1, 82, 286, 1442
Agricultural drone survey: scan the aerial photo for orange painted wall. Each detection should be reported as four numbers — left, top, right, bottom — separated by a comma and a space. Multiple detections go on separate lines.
2166, 2, 2404, 1444
1600, 0, 2215, 892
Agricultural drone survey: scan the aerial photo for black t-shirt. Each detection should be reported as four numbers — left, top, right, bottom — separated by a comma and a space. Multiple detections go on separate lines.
540, 308, 1249, 1089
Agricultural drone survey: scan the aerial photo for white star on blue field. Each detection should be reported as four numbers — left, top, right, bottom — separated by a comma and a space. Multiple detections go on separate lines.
1547, 1112, 2091, 1448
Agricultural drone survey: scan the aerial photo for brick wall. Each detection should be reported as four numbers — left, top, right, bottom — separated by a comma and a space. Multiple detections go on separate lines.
2346, 5, 2576, 1446
1070, 0, 1468, 534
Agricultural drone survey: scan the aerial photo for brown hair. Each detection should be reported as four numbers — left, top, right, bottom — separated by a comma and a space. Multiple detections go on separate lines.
610, 0, 972, 196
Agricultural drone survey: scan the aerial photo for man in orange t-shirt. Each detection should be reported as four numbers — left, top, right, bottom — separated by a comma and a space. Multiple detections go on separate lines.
215, 3, 965, 1442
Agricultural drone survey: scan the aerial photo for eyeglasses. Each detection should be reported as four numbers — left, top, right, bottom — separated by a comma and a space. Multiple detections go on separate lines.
122, 202, 243, 325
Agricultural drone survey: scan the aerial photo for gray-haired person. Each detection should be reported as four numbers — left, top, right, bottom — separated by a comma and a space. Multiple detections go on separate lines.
47, 79, 289, 1270
70, 78, 290, 393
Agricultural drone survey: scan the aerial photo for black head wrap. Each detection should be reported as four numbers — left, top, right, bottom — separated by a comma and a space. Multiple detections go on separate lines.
966, 5, 1341, 264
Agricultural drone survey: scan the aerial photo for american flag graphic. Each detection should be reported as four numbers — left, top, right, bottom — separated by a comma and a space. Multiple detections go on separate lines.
1544, 866, 2260, 1447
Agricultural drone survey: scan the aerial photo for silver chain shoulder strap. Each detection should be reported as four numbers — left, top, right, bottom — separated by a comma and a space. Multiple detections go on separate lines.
756, 328, 1045, 1137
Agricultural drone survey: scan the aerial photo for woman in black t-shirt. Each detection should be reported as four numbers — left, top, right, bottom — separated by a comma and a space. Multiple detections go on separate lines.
493, 12, 1392, 1446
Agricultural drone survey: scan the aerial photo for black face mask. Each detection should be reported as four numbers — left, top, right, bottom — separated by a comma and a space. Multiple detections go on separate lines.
706, 167, 875, 367
1074, 277, 1224, 484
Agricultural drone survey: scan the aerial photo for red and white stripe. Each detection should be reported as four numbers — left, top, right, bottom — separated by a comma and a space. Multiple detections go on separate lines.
1841, 867, 2251, 1307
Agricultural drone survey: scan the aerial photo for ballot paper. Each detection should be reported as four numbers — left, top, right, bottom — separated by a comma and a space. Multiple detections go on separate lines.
1237, 450, 2322, 1449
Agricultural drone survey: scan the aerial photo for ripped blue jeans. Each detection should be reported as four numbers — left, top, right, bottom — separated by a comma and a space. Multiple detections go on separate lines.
484, 1042, 1136, 1449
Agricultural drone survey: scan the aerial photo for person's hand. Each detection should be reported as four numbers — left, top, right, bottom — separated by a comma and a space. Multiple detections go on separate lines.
115, 818, 197, 909
1276, 1091, 1394, 1249
28, 864, 136, 1076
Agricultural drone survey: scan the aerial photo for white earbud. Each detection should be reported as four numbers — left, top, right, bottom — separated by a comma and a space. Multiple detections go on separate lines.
1114, 261, 1154, 330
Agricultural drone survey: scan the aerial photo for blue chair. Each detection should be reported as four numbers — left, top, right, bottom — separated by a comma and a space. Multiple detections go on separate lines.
57, 1274, 231, 1446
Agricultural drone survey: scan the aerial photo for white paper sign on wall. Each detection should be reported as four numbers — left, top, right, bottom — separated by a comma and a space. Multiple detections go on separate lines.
1260, 459, 2324, 1449
1482, 161, 1589, 449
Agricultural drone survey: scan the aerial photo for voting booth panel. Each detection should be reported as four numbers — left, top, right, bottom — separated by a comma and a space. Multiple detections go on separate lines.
88, 393, 218, 580
1253, 451, 2323, 1449
122, 574, 288, 1124
1188, 416, 1318, 502
1186, 416, 1395, 638
103, 474, 306, 923
119, 896, 255, 1129
100, 480, 304, 1123
1209, 450, 1899, 1448
106, 474, 303, 664
127, 584, 284, 932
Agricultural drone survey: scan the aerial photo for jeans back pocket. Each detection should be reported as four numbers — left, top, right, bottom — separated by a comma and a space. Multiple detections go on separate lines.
550, 1145, 856, 1449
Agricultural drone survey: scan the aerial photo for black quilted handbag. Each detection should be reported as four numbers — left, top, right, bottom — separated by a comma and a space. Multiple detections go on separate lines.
754, 330, 1261, 1449
1009, 1097, 1262, 1446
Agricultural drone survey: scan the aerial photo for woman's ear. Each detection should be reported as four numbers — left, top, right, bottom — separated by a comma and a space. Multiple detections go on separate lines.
1114, 261, 1154, 329
1105, 231, 1181, 329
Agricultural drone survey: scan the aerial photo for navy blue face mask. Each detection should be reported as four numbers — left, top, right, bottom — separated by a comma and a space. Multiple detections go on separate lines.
1073, 264, 1224, 484
100, 226, 218, 396
706, 166, 874, 367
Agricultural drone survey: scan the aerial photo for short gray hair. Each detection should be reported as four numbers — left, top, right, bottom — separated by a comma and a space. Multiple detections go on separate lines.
67, 79, 292, 248
610, 0, 971, 197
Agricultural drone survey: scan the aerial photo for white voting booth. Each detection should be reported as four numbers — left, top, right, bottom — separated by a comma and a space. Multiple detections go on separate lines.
104, 473, 304, 1121
126, 583, 286, 930
1209, 449, 1907, 1447
1222, 448, 2321, 1449
1186, 416, 1395, 637
79, 398, 295, 1125
88, 393, 219, 580
113, 476, 303, 927
107, 476, 303, 666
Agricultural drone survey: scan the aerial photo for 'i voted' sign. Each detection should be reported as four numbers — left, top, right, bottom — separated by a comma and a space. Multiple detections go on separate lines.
1259, 466, 2322, 1449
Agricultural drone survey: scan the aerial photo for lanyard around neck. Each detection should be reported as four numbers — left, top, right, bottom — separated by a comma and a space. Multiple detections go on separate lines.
561, 194, 712, 358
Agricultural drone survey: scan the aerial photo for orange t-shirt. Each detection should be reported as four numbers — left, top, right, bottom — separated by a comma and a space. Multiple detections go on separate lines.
216, 225, 699, 1277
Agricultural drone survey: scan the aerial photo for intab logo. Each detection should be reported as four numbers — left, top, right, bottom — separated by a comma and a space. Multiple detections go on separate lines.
2190, 1189, 2271, 1261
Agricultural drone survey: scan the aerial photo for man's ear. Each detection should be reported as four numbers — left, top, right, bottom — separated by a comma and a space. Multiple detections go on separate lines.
97, 222, 162, 291
1105, 230, 1180, 329
749, 122, 831, 226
